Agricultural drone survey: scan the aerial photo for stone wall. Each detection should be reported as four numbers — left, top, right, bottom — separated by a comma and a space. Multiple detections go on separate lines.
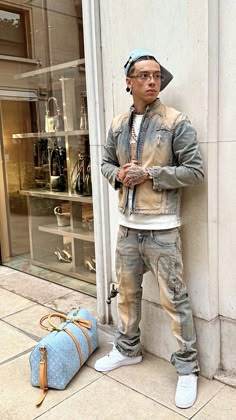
218, 0, 236, 375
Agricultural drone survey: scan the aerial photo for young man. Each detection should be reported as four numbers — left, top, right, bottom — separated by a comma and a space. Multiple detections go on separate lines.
95, 49, 204, 409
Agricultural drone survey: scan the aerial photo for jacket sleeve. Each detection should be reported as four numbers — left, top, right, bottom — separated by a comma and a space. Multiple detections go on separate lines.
101, 125, 121, 190
148, 121, 204, 190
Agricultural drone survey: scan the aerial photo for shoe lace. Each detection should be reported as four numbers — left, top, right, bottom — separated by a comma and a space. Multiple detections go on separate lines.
178, 375, 195, 388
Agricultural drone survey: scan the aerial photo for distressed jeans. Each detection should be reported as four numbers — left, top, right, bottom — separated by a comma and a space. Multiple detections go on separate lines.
114, 225, 200, 376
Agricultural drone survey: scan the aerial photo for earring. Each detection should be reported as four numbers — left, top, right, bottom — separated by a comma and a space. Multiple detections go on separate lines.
126, 87, 130, 92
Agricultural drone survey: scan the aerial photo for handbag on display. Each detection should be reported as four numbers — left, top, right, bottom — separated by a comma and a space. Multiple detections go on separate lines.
74, 154, 92, 196
50, 145, 66, 192
75, 154, 85, 195
45, 97, 64, 132
54, 205, 70, 227
83, 161, 92, 196
30, 308, 98, 406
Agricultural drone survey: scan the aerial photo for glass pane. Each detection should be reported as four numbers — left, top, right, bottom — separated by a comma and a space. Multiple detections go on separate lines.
0, 9, 27, 57
0, 1, 96, 297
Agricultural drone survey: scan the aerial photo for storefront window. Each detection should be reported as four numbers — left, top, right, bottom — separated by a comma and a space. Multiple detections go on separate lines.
0, 1, 96, 297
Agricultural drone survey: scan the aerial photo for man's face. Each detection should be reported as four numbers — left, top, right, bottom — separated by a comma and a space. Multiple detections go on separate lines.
126, 60, 161, 107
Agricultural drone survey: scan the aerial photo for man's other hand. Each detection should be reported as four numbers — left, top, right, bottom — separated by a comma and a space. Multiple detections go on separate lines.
120, 162, 148, 187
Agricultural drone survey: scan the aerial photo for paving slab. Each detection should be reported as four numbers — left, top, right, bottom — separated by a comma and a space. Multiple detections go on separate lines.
0, 270, 71, 304
0, 321, 36, 363
4, 304, 55, 340
46, 290, 97, 317
214, 369, 236, 388
39, 375, 185, 420
0, 287, 35, 318
192, 385, 236, 419
0, 266, 15, 277
107, 352, 225, 418
0, 353, 102, 420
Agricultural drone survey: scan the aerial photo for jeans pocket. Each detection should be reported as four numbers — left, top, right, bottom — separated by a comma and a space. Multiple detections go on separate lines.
117, 225, 128, 241
152, 228, 178, 247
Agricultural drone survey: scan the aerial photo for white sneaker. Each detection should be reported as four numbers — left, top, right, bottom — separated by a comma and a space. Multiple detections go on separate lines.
94, 347, 143, 372
175, 374, 198, 409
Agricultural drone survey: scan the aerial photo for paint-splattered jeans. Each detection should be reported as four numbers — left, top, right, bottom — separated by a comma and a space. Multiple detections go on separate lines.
115, 225, 200, 376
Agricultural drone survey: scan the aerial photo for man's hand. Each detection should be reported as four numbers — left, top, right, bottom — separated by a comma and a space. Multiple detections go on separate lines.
118, 162, 148, 188
118, 161, 138, 183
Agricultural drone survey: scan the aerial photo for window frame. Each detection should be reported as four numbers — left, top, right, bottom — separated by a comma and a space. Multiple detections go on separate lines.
0, 3, 32, 59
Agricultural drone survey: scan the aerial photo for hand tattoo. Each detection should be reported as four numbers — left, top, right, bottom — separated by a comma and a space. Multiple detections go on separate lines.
123, 165, 147, 187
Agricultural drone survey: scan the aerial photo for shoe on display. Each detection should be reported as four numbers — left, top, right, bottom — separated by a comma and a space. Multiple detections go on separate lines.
84, 257, 96, 272
54, 248, 71, 263
61, 249, 72, 261
94, 347, 142, 372
175, 374, 198, 409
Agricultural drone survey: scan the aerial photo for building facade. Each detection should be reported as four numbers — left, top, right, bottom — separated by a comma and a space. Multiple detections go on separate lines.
0, 0, 235, 380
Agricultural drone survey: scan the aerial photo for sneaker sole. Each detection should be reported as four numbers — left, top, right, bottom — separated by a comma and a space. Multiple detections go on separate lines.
175, 399, 196, 409
175, 393, 197, 409
95, 356, 143, 372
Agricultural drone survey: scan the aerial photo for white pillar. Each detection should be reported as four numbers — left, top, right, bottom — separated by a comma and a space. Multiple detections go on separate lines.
82, 0, 112, 324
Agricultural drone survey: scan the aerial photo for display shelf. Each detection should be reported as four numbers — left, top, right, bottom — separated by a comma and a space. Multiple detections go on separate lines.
31, 257, 96, 284
21, 189, 92, 203
14, 58, 85, 80
39, 223, 94, 242
12, 129, 89, 139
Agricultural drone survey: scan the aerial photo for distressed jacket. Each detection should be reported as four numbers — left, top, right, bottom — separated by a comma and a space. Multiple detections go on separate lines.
101, 98, 204, 217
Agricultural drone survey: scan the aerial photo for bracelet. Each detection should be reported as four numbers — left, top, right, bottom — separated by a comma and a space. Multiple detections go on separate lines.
116, 168, 121, 181
146, 168, 153, 179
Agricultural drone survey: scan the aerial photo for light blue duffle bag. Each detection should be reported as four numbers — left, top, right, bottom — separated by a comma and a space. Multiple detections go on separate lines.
30, 308, 98, 406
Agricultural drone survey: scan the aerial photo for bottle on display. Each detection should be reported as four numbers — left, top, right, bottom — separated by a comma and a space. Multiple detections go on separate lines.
83, 161, 92, 196
75, 154, 85, 195
33, 141, 39, 167
79, 105, 88, 130
79, 91, 88, 131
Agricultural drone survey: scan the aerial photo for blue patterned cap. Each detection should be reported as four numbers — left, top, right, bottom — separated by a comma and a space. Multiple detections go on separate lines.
124, 49, 173, 91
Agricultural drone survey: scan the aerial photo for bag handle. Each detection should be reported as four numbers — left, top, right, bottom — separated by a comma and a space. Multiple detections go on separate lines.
45, 97, 61, 116
39, 312, 92, 356
36, 347, 48, 407
41, 313, 92, 355
39, 312, 91, 331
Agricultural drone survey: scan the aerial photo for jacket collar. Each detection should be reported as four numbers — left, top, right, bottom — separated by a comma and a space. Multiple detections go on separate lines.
129, 98, 163, 119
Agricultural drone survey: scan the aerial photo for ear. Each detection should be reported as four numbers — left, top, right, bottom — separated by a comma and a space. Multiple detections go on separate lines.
126, 77, 132, 90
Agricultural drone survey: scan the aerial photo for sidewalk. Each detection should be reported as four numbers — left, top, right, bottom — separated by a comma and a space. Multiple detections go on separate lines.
0, 266, 235, 420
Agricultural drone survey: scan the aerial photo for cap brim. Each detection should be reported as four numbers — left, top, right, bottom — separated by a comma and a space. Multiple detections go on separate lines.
160, 65, 173, 91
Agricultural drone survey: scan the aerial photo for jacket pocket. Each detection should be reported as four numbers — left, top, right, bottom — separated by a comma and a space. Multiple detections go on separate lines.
134, 181, 163, 210
142, 128, 173, 167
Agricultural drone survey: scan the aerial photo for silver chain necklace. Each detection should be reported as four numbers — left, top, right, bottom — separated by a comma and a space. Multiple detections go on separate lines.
131, 123, 138, 144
